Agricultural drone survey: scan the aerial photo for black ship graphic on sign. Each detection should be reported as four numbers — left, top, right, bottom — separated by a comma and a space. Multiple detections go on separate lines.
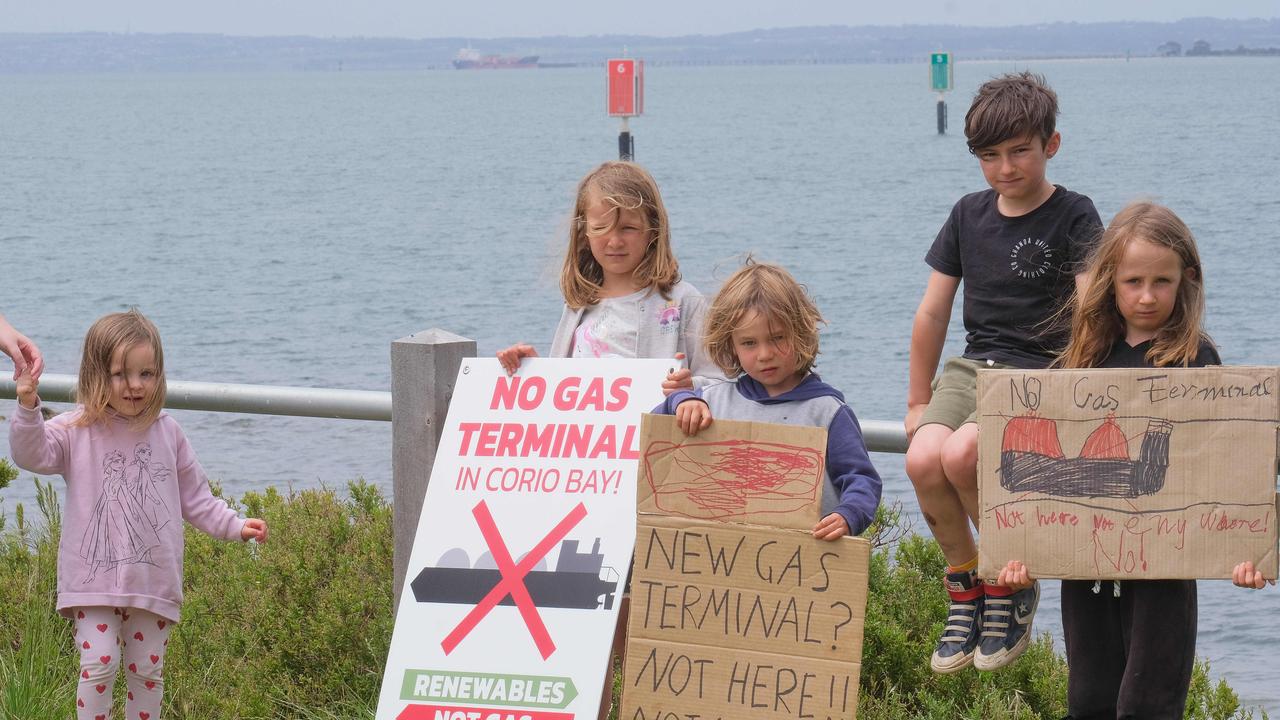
999, 412, 1173, 498
412, 538, 620, 610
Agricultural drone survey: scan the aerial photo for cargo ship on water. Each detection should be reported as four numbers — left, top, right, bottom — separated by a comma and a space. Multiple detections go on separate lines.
452, 47, 539, 69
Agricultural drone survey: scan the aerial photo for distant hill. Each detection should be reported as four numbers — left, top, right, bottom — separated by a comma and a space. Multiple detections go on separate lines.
0, 18, 1276, 72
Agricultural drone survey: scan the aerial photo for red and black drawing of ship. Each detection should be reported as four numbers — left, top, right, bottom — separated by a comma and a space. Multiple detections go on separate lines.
411, 538, 618, 610
999, 412, 1173, 498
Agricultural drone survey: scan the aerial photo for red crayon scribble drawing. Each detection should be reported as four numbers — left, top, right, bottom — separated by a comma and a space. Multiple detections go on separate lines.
643, 439, 824, 521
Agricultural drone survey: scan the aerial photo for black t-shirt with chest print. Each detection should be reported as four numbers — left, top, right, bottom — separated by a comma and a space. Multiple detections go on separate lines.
927, 185, 1103, 368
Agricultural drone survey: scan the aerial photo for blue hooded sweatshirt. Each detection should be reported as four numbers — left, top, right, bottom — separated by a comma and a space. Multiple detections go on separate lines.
655, 373, 882, 536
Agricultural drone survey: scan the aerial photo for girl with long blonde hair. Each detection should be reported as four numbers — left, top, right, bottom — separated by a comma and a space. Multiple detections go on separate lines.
1000, 201, 1219, 717
497, 161, 721, 392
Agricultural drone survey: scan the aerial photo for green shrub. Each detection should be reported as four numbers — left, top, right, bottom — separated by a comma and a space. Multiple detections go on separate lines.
0, 457, 18, 533
0, 480, 75, 720
169, 481, 393, 717
0, 482, 1267, 719
0, 457, 16, 489
0, 479, 391, 720
853, 504, 1263, 720
855, 505, 1069, 719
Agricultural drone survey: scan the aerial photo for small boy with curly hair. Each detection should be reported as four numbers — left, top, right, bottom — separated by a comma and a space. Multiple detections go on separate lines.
656, 260, 882, 540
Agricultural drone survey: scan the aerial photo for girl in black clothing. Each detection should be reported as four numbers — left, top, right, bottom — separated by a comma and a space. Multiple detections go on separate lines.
999, 201, 1222, 719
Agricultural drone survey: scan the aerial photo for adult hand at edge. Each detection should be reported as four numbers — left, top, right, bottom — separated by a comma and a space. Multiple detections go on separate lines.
0, 315, 43, 381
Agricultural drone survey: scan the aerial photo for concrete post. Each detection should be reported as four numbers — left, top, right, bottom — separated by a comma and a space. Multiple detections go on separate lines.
391, 329, 476, 612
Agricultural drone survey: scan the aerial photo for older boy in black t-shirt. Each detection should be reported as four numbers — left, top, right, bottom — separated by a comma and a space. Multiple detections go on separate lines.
904, 72, 1102, 674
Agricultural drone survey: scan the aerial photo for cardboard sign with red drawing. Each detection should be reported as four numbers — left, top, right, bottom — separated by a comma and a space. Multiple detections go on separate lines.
977, 366, 1280, 580
376, 358, 671, 720
622, 414, 871, 720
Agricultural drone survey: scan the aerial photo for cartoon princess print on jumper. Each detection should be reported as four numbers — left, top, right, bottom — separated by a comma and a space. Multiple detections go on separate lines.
129, 442, 172, 531
78, 449, 164, 584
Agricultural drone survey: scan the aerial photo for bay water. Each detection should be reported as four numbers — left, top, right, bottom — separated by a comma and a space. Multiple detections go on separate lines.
1, 57, 1277, 710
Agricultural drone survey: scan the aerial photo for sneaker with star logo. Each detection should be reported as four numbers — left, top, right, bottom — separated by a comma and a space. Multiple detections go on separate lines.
974, 579, 1040, 671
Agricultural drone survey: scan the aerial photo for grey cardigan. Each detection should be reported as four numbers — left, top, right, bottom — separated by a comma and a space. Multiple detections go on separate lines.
548, 280, 725, 389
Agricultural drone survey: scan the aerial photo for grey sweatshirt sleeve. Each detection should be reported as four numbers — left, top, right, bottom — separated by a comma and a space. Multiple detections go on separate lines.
677, 293, 724, 390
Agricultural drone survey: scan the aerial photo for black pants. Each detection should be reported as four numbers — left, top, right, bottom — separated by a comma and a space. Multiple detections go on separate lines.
1061, 579, 1196, 719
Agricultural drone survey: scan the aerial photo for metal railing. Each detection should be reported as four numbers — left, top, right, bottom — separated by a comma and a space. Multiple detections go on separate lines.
0, 327, 911, 607
0, 375, 908, 452
0, 373, 392, 421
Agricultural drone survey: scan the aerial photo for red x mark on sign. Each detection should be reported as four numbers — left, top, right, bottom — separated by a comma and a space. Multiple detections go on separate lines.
441, 500, 588, 660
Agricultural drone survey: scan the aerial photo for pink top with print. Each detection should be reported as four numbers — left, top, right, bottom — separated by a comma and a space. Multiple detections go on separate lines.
8, 403, 246, 622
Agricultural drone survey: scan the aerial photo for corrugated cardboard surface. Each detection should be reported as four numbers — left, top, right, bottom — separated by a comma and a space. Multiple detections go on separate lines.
625, 639, 860, 720
977, 366, 1280, 579
623, 414, 869, 719
638, 414, 827, 532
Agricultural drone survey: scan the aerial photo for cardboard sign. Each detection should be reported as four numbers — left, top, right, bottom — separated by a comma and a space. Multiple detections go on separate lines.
607, 58, 644, 117
638, 414, 828, 531
376, 358, 671, 720
623, 414, 870, 720
977, 366, 1280, 580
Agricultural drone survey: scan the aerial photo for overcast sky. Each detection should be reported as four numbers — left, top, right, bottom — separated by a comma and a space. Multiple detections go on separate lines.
1, 1, 1274, 38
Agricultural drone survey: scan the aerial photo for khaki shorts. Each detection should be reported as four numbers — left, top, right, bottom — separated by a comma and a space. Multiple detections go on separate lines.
918, 357, 1011, 430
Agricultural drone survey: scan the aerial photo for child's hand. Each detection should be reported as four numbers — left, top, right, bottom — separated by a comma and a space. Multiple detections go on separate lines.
15, 366, 39, 409
997, 560, 1034, 590
1232, 561, 1272, 589
0, 316, 42, 381
497, 344, 538, 375
662, 353, 693, 396
675, 399, 712, 436
241, 518, 268, 544
812, 513, 850, 541
904, 403, 927, 441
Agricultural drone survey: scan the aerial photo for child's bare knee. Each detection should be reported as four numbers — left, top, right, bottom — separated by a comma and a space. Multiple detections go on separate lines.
906, 425, 950, 482
905, 442, 944, 489
940, 427, 978, 482
940, 445, 977, 483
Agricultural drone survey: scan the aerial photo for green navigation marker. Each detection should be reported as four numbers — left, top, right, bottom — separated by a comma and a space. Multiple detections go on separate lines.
400, 670, 578, 709
931, 52, 953, 92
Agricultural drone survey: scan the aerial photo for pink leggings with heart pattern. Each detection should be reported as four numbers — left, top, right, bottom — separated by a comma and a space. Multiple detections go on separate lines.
73, 606, 173, 720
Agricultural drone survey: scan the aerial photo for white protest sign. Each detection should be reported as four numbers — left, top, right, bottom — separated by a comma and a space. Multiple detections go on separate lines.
376, 357, 671, 720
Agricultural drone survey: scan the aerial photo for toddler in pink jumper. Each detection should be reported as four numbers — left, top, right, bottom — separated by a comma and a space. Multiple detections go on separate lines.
9, 309, 267, 720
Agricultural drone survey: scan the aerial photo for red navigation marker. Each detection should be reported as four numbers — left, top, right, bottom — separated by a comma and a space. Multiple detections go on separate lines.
441, 500, 588, 660
606, 58, 644, 117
